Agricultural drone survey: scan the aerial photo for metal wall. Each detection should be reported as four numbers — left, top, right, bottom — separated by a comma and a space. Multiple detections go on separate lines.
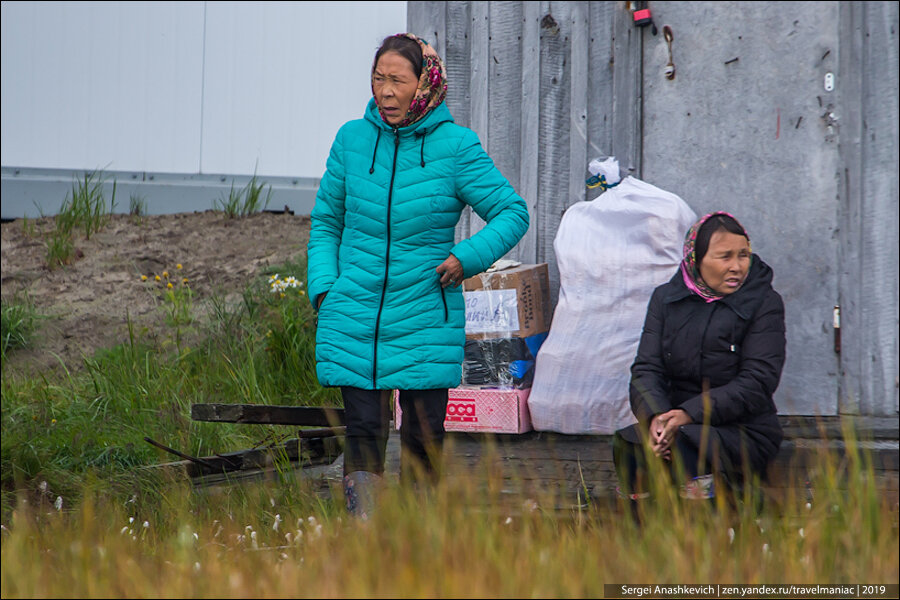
409, 1, 899, 416
1, 1, 406, 218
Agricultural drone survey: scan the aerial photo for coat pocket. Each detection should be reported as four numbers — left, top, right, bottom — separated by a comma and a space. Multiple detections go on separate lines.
440, 285, 449, 322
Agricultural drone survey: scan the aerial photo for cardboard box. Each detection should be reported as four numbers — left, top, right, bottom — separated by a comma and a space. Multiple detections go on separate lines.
394, 387, 532, 434
463, 263, 551, 340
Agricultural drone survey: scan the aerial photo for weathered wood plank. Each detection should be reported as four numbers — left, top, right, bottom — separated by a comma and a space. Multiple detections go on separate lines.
611, 0, 642, 176
191, 404, 344, 427
518, 0, 542, 264
488, 1, 524, 256
567, 1, 588, 209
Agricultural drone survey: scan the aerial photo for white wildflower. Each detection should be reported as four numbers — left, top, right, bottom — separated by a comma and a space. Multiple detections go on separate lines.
251, 530, 259, 550
805, 502, 812, 510
728, 528, 735, 545
762, 543, 770, 555
54, 496, 63, 511
129, 517, 135, 524
285, 532, 293, 545
120, 526, 130, 535
799, 528, 805, 538
270, 497, 276, 508
193, 562, 201, 572
273, 514, 282, 532
193, 532, 199, 542
280, 552, 289, 561
504, 517, 512, 525
143, 521, 150, 529
39, 481, 48, 493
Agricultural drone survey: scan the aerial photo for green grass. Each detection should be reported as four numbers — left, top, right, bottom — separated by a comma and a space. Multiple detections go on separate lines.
1, 257, 337, 520
2, 254, 897, 597
44, 170, 118, 268
214, 172, 272, 219
0, 295, 38, 363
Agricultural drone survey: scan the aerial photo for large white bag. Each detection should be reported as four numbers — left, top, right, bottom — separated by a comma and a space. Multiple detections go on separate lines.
528, 175, 697, 434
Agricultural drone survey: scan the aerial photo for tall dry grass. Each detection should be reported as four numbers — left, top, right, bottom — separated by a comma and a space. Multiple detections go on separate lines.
1, 442, 897, 599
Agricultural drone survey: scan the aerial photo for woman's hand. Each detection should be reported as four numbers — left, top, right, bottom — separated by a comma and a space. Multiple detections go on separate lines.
649, 409, 693, 458
436, 254, 464, 288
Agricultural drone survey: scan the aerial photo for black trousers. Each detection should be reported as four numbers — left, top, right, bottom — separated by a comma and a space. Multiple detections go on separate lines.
341, 386, 448, 483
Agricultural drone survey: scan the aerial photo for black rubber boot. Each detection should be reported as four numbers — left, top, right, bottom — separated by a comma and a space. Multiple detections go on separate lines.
343, 471, 382, 520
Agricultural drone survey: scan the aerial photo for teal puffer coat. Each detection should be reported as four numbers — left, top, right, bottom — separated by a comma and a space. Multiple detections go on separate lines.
307, 99, 529, 390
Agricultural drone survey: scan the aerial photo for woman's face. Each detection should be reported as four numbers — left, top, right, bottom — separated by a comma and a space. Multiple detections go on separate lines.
373, 51, 419, 125
698, 230, 751, 295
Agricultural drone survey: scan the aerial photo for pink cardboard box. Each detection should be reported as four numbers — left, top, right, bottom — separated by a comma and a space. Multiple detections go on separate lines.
395, 387, 532, 434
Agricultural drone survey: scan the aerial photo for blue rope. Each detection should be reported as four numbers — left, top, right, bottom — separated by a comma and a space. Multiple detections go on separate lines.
585, 174, 620, 191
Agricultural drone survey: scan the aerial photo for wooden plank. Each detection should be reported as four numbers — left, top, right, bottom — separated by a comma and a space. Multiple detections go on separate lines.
518, 0, 541, 264
487, 1, 524, 259
191, 404, 344, 427
611, 0, 642, 176
407, 0, 447, 59
857, 1, 899, 415
567, 1, 588, 209
586, 1, 616, 168
536, 1, 572, 304
467, 0, 490, 238
447, 1, 472, 243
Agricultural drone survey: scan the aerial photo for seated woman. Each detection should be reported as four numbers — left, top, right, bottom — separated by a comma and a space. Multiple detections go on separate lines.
614, 212, 786, 508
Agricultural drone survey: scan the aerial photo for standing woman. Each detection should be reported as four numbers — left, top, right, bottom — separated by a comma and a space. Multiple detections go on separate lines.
614, 212, 786, 512
307, 34, 529, 516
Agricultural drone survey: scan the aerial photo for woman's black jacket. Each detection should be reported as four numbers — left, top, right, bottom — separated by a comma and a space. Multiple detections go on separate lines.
629, 256, 786, 473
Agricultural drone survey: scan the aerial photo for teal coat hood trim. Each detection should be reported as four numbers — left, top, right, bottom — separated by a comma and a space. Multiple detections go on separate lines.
307, 101, 529, 390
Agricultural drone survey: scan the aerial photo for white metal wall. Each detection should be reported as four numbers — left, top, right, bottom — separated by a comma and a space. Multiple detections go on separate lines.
1, 1, 407, 178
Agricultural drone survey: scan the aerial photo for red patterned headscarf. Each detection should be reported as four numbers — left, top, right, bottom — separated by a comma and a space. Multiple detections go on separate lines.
372, 33, 447, 128
680, 211, 751, 303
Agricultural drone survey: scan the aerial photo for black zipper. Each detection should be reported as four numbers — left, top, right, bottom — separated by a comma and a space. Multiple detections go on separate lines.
372, 128, 401, 387
440, 285, 448, 321
698, 302, 717, 387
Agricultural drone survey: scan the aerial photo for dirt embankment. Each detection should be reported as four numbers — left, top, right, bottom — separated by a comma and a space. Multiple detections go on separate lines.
1, 211, 311, 374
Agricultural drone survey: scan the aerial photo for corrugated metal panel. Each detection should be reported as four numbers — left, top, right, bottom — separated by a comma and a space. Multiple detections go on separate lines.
408, 1, 899, 416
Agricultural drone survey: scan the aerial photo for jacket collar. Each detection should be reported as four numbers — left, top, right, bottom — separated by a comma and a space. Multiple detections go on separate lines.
364, 97, 454, 136
662, 255, 775, 320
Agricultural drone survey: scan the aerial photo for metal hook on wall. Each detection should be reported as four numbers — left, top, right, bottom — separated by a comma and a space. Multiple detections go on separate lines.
663, 25, 676, 80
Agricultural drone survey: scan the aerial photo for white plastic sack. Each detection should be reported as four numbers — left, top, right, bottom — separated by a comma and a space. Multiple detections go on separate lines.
528, 175, 697, 434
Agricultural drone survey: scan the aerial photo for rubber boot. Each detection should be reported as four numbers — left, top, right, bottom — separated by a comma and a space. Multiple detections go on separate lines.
343, 471, 382, 520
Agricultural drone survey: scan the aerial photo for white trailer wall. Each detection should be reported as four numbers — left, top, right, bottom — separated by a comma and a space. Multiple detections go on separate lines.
1, 1, 406, 215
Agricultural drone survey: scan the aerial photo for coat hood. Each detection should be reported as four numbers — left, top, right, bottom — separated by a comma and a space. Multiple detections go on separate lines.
663, 255, 776, 320
364, 97, 454, 135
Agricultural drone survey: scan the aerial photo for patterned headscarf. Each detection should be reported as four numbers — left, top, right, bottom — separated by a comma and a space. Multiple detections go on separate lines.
372, 33, 447, 128
680, 211, 751, 303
